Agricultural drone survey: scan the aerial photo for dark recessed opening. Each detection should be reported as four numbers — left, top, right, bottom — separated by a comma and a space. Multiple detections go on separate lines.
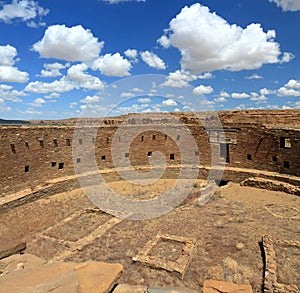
106, 138, 109, 144
283, 161, 290, 169
76, 158, 81, 163
58, 162, 64, 169
101, 155, 106, 161
170, 153, 175, 160
25, 165, 29, 173
39, 140, 44, 147
66, 139, 71, 146
280, 137, 291, 148
125, 153, 129, 158
141, 135, 144, 142
152, 134, 156, 140
51, 162, 56, 167
10, 143, 16, 153
195, 151, 199, 156
247, 154, 252, 160
272, 156, 277, 162
53, 139, 58, 147
25, 141, 29, 149
165, 134, 168, 140
148, 151, 152, 157
215, 179, 229, 187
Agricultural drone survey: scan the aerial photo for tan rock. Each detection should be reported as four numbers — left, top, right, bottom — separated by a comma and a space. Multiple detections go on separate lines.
0, 238, 26, 260
0, 262, 80, 293
203, 280, 252, 293
113, 283, 148, 293
0, 253, 45, 273
0, 260, 123, 293
75, 261, 123, 293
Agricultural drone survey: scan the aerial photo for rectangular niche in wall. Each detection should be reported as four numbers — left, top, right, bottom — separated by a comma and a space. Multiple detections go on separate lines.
39, 139, 44, 147
170, 153, 175, 160
280, 137, 291, 148
25, 165, 29, 173
53, 139, 58, 147
66, 139, 71, 146
58, 162, 64, 169
101, 155, 106, 161
10, 143, 16, 153
51, 162, 56, 167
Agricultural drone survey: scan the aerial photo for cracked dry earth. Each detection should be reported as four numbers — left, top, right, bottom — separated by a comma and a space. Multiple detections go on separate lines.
0, 180, 299, 292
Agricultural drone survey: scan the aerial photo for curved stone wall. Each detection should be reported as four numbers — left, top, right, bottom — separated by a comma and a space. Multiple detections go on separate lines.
0, 111, 299, 197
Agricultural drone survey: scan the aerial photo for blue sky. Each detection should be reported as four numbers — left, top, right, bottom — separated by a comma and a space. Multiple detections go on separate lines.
0, 0, 299, 119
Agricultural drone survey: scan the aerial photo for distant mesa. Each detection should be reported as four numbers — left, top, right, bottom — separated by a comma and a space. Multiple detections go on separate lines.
0, 118, 30, 125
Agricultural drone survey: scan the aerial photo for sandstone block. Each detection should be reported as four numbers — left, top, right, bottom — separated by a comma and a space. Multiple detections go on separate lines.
203, 280, 252, 293
0, 238, 26, 260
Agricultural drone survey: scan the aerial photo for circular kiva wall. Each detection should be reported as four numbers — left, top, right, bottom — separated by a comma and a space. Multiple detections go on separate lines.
0, 115, 299, 198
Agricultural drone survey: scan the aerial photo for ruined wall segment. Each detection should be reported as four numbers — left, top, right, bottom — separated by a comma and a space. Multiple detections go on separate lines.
0, 110, 299, 196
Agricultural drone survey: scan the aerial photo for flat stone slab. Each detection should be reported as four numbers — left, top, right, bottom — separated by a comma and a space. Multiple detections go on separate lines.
0, 260, 123, 293
203, 280, 252, 293
148, 287, 198, 293
0, 238, 26, 260
113, 283, 148, 292
75, 261, 123, 293
0, 253, 45, 274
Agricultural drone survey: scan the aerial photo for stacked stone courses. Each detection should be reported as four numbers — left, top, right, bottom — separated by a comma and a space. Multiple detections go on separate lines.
0, 110, 299, 197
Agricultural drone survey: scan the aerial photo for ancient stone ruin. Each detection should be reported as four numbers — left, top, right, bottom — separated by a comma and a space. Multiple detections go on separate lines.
0, 109, 299, 292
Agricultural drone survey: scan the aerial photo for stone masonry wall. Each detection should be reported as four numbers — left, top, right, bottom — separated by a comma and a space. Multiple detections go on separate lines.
0, 115, 299, 196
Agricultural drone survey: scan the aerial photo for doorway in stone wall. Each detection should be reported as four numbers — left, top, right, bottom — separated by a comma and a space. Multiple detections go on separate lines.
220, 143, 230, 163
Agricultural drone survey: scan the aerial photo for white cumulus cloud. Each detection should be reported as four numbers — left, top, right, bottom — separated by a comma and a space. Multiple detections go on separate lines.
162, 99, 177, 106
245, 74, 263, 79
269, 0, 300, 11
32, 25, 104, 62
92, 53, 132, 76
158, 3, 292, 73
277, 79, 300, 96
40, 62, 68, 78
161, 69, 198, 88
231, 92, 250, 99
0, 0, 48, 27
0, 45, 29, 83
193, 85, 214, 95
124, 49, 138, 62
80, 95, 103, 104
140, 51, 166, 70
66, 63, 105, 90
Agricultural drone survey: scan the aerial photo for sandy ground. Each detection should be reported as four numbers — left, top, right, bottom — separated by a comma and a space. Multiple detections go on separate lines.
0, 180, 299, 292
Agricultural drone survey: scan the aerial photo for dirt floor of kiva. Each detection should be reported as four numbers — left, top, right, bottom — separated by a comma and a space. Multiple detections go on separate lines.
0, 180, 299, 292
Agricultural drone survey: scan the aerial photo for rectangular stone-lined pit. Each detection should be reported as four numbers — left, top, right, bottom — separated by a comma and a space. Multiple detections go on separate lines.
45, 210, 113, 242
133, 233, 196, 279
262, 235, 299, 293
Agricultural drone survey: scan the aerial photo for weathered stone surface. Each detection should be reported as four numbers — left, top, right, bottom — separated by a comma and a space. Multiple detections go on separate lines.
113, 283, 148, 293
0, 253, 45, 274
0, 262, 79, 293
0, 261, 123, 293
148, 287, 198, 293
75, 261, 123, 293
0, 238, 26, 260
203, 280, 252, 293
